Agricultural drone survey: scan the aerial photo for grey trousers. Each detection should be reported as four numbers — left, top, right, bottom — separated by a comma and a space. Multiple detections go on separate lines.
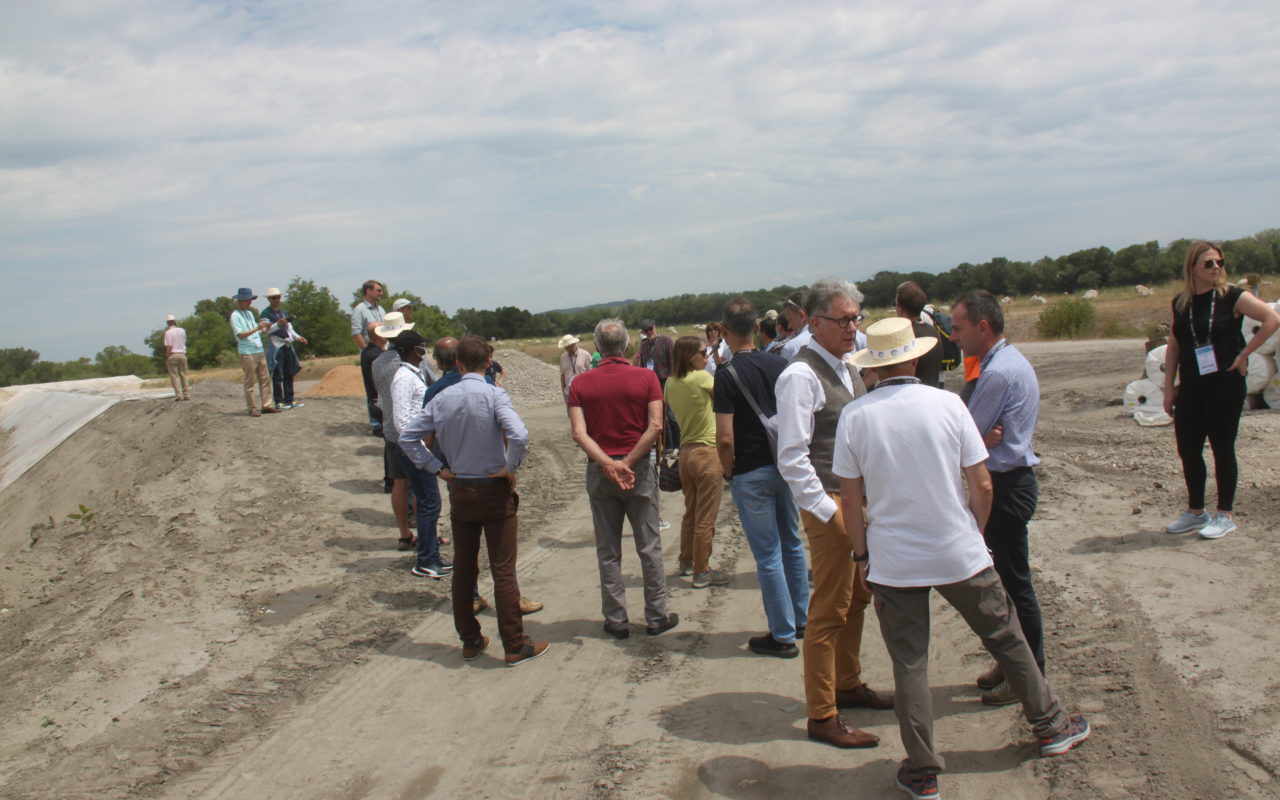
586, 460, 670, 628
872, 567, 1066, 777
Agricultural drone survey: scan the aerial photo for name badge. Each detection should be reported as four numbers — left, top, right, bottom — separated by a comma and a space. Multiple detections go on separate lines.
1194, 345, 1218, 376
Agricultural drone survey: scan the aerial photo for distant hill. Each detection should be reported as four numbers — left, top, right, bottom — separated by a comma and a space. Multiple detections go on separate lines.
546, 299, 641, 314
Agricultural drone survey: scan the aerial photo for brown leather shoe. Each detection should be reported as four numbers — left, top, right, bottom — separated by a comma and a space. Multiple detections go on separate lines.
472, 596, 489, 614
835, 684, 894, 710
462, 635, 489, 661
505, 640, 550, 667
806, 715, 879, 749
260, 405, 282, 414
976, 662, 1004, 690
519, 596, 544, 615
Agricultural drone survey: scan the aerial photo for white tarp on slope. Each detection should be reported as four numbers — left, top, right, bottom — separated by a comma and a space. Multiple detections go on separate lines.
0, 376, 171, 495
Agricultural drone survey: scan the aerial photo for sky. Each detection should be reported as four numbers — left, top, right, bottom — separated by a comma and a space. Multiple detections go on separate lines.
2, 0, 1278, 361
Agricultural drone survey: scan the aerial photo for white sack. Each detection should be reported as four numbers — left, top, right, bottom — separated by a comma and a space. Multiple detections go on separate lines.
1123, 379, 1163, 416
1134, 407, 1173, 426
1246, 353, 1277, 394
1144, 345, 1169, 383
1249, 302, 1280, 356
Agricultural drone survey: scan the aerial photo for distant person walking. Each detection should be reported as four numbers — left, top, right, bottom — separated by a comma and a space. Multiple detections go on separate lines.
400, 335, 549, 667
568, 319, 678, 640
1162, 240, 1280, 539
664, 335, 727, 588
715, 298, 808, 659
229, 288, 279, 417
163, 314, 190, 401
835, 317, 1090, 800
261, 288, 308, 410
558, 334, 592, 401
352, 280, 386, 431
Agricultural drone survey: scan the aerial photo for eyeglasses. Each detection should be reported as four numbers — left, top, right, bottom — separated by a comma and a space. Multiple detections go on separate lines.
814, 313, 865, 329
1201, 259, 1224, 269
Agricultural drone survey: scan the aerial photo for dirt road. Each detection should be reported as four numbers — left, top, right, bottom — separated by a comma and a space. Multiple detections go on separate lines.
1, 343, 1277, 799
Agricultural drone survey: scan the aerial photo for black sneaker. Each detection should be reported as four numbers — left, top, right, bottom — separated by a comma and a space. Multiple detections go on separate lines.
411, 563, 447, 579
795, 625, 806, 640
603, 623, 630, 640
646, 613, 679, 636
748, 634, 799, 658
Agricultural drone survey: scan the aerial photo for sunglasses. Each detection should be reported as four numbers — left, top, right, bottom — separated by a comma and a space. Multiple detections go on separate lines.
814, 313, 865, 329
1201, 259, 1224, 269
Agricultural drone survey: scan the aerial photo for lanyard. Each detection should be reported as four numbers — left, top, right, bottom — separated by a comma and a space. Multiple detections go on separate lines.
1187, 290, 1216, 348
871, 376, 922, 392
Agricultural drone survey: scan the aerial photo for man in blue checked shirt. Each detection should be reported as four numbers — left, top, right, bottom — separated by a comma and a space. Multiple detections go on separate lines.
951, 289, 1046, 706
399, 335, 549, 668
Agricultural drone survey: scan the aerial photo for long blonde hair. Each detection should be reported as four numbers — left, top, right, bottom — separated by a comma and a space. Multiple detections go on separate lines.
1174, 240, 1228, 313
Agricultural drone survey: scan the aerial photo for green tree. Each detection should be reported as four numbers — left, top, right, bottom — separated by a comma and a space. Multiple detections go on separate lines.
0, 348, 41, 387
286, 277, 356, 356
95, 345, 156, 377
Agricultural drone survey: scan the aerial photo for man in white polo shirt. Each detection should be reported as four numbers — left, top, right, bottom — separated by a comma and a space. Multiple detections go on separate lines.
833, 317, 1090, 800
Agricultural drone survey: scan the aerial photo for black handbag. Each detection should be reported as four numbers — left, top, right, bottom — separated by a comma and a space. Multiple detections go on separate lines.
657, 448, 682, 492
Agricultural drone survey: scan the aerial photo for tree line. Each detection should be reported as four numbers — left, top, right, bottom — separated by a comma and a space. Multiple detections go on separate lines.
2, 227, 1275, 387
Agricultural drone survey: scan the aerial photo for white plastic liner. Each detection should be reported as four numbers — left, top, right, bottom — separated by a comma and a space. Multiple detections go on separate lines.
1246, 353, 1277, 394
1145, 345, 1168, 383
1123, 379, 1163, 416
0, 390, 119, 494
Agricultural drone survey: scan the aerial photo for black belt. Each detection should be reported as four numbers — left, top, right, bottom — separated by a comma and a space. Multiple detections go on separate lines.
451, 476, 507, 487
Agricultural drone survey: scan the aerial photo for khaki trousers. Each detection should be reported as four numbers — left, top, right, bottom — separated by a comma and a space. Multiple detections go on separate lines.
677, 443, 722, 573
240, 353, 269, 411
801, 495, 871, 720
166, 353, 189, 399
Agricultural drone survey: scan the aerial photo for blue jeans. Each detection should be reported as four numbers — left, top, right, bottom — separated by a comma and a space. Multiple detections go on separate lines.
731, 465, 809, 643
394, 445, 442, 567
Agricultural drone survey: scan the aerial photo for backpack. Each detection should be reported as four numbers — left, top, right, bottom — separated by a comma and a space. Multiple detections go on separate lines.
926, 309, 962, 371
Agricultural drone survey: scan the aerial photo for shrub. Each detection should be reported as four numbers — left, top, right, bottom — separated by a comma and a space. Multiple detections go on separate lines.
1037, 297, 1096, 338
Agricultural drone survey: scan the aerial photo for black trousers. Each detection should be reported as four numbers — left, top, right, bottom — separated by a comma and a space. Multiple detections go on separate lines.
1174, 372, 1246, 512
983, 467, 1044, 673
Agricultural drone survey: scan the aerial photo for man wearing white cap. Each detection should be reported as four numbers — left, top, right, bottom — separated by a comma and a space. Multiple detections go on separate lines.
392, 298, 416, 324
261, 288, 308, 410
558, 334, 591, 401
163, 314, 190, 401
833, 317, 1089, 800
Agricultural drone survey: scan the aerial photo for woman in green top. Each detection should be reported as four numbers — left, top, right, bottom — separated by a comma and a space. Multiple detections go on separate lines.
664, 336, 729, 588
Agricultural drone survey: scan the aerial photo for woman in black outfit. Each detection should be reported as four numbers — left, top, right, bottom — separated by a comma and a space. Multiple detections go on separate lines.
1162, 240, 1280, 539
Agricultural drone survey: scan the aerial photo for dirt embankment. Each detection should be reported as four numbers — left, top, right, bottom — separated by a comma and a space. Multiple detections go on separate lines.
1, 343, 1278, 799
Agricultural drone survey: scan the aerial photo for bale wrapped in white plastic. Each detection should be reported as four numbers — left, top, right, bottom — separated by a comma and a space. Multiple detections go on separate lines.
1246, 352, 1277, 394
1134, 407, 1173, 426
1264, 371, 1280, 409
1145, 345, 1169, 383
1122, 379, 1163, 416
1083, 289, 1099, 300
1249, 302, 1280, 356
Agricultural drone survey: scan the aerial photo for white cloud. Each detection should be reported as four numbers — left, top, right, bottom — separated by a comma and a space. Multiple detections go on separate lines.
1, 0, 1277, 359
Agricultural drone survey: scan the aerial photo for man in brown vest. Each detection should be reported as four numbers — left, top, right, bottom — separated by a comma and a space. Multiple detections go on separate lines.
776, 277, 893, 749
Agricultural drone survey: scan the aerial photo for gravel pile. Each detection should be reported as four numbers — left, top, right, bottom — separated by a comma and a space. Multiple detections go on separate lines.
493, 348, 563, 409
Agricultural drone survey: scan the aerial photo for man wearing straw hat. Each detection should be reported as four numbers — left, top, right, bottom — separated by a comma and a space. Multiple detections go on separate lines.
833, 317, 1089, 800
229, 288, 280, 417
558, 333, 591, 401
261, 288, 308, 410
163, 314, 190, 401
372, 312, 424, 552
775, 277, 892, 750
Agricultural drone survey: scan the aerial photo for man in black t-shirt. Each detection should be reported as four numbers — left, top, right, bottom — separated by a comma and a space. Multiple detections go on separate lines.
895, 281, 944, 388
713, 298, 810, 659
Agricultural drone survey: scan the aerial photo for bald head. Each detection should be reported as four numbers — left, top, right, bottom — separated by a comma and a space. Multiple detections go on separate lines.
434, 336, 459, 370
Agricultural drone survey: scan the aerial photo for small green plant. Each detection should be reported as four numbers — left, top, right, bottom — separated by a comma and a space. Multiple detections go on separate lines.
40, 716, 55, 728
1037, 297, 1097, 339
67, 504, 95, 529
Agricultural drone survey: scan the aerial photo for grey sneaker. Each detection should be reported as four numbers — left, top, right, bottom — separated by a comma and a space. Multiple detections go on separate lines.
1164, 510, 1210, 534
659, 518, 671, 531
678, 560, 693, 577
980, 680, 1019, 706
1199, 512, 1236, 540
692, 570, 729, 589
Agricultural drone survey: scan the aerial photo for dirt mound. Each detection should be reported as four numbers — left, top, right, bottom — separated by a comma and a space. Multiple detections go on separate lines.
303, 365, 366, 397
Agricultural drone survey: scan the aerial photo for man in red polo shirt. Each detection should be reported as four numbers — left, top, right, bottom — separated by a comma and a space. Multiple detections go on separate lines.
568, 318, 679, 640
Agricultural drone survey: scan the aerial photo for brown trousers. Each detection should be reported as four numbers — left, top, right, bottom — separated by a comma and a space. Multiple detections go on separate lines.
166, 353, 189, 399
240, 353, 269, 411
677, 443, 722, 573
449, 481, 529, 654
801, 495, 871, 720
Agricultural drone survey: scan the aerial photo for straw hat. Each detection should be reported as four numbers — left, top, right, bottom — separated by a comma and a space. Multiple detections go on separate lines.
374, 311, 415, 339
849, 317, 937, 369
558, 334, 580, 349
165, 314, 176, 322
265, 288, 282, 298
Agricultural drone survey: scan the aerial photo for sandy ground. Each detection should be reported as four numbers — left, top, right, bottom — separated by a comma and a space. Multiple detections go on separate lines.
1, 343, 1277, 800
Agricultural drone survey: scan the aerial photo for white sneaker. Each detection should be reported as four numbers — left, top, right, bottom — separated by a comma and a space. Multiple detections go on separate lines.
1164, 510, 1210, 534
658, 518, 671, 531
1199, 512, 1236, 540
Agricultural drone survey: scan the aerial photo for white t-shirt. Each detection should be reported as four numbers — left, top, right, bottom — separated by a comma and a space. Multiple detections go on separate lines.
832, 382, 991, 588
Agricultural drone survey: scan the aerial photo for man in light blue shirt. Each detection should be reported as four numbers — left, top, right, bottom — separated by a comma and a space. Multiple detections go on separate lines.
951, 289, 1045, 704
399, 335, 548, 667
229, 287, 279, 417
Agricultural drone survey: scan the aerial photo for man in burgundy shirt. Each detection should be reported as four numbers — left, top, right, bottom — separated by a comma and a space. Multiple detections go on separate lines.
568, 318, 679, 639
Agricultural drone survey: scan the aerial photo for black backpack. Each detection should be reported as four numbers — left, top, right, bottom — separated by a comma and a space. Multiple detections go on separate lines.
927, 310, 962, 371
